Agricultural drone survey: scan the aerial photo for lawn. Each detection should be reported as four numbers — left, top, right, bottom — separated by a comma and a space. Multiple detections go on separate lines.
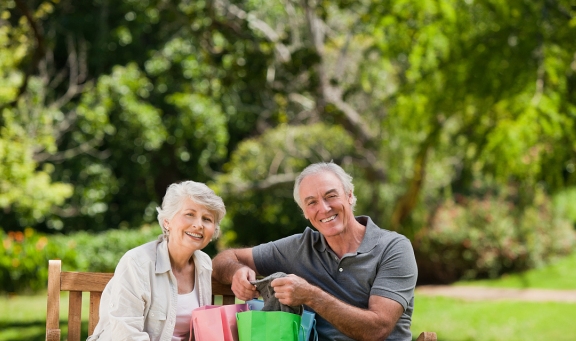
0, 292, 90, 341
2, 252, 575, 341
411, 296, 576, 341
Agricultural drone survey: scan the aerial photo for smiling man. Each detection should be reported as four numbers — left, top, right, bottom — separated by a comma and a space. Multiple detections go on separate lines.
212, 162, 418, 341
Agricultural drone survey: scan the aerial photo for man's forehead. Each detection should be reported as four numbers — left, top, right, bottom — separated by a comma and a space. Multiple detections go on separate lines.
299, 172, 344, 196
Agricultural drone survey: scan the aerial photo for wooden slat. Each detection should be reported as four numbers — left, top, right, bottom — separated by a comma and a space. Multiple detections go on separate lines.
67, 291, 82, 341
60, 272, 113, 292
88, 291, 102, 335
46, 260, 61, 341
211, 279, 235, 296
221, 295, 236, 305
212, 279, 236, 304
46, 329, 61, 341
416, 332, 437, 341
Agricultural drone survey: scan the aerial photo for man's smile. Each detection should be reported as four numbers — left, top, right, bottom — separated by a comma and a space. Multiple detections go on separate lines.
320, 215, 337, 223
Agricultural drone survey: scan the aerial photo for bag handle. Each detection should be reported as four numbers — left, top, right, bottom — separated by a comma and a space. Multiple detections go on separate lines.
310, 319, 318, 341
295, 320, 304, 341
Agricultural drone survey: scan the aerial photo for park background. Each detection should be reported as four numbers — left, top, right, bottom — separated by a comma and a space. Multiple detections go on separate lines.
1, 0, 576, 340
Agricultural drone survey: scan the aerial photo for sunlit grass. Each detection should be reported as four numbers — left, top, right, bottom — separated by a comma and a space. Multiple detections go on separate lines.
0, 291, 90, 341
456, 252, 576, 290
412, 295, 576, 341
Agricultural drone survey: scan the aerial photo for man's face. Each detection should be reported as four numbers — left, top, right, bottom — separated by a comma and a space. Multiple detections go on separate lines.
298, 171, 354, 238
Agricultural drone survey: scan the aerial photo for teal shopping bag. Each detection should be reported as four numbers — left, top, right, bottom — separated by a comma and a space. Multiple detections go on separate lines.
237, 310, 302, 341
300, 310, 318, 341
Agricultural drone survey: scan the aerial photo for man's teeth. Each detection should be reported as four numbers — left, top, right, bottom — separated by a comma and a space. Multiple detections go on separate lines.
185, 231, 202, 238
321, 215, 336, 223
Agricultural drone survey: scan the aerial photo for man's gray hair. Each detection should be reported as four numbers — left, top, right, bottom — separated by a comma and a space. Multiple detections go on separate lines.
293, 161, 357, 211
156, 180, 226, 240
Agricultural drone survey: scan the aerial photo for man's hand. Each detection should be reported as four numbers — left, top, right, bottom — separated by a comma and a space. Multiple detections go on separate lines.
231, 266, 259, 301
270, 274, 314, 306
212, 248, 260, 301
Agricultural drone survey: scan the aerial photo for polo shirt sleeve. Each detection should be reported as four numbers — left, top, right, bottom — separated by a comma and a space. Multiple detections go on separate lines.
252, 233, 304, 276
370, 237, 418, 310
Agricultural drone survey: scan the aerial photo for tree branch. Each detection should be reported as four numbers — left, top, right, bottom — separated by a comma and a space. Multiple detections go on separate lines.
12, 0, 46, 106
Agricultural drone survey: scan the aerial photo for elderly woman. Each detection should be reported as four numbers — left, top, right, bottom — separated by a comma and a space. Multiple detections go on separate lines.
87, 180, 226, 341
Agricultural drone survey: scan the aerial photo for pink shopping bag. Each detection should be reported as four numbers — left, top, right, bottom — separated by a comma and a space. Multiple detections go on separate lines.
190, 303, 249, 341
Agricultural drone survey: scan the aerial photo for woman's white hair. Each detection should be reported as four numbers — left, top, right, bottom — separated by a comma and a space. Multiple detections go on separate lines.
293, 161, 357, 211
156, 180, 226, 240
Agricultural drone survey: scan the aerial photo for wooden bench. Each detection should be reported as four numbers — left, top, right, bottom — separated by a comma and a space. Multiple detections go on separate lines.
46, 259, 437, 341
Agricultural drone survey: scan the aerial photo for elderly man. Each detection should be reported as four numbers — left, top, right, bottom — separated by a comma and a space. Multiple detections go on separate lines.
212, 161, 418, 341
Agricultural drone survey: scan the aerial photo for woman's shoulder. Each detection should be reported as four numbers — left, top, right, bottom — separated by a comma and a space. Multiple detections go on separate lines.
119, 238, 161, 267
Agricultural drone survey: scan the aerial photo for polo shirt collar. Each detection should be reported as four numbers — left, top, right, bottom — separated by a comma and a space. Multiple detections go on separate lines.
355, 215, 380, 254
314, 215, 380, 254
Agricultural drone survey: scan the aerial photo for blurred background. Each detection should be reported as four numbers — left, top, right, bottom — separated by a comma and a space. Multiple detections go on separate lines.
1, 0, 576, 340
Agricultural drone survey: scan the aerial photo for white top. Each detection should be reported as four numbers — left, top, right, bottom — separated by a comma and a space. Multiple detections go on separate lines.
172, 285, 200, 341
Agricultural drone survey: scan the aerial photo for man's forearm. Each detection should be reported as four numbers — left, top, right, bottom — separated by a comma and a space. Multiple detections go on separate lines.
305, 286, 398, 341
211, 249, 244, 284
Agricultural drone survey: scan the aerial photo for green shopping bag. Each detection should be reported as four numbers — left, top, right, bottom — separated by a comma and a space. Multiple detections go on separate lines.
237, 310, 302, 341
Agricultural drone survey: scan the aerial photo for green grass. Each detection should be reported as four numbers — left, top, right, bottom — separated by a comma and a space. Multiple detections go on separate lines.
0, 292, 90, 341
411, 295, 576, 341
455, 252, 576, 290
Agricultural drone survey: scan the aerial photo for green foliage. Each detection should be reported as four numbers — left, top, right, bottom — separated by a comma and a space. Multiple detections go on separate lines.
457, 251, 576, 290
2, 0, 576, 286
214, 123, 356, 247
0, 226, 160, 293
416, 188, 576, 283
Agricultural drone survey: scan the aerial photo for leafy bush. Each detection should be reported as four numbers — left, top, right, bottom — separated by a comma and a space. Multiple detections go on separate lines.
0, 225, 160, 293
415, 189, 576, 284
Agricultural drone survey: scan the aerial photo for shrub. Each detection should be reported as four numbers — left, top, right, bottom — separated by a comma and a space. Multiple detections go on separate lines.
0, 225, 160, 294
415, 189, 576, 284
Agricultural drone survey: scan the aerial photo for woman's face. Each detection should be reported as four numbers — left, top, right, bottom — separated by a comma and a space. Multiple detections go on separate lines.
164, 197, 216, 253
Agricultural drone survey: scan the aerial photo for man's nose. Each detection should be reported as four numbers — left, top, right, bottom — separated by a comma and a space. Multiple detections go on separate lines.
320, 199, 331, 211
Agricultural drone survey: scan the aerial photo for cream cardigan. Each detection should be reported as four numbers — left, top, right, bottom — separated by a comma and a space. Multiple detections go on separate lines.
87, 236, 212, 341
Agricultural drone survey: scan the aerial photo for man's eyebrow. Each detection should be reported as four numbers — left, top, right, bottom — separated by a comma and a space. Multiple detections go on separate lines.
303, 188, 339, 203
324, 189, 338, 196
303, 195, 316, 204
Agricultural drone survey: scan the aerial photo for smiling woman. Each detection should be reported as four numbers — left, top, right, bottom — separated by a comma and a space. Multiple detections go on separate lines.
86, 181, 226, 341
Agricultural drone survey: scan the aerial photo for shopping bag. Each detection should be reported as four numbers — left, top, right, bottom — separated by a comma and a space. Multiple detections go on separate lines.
237, 310, 302, 341
300, 310, 318, 341
246, 299, 264, 311
190, 303, 249, 341
243, 299, 316, 341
